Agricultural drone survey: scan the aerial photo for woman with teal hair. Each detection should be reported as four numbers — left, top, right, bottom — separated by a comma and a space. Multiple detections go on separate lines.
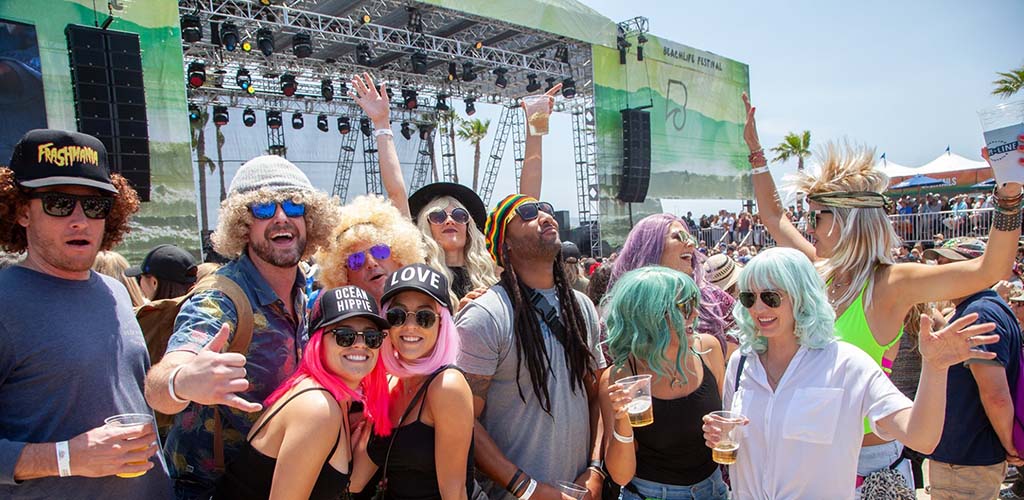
703, 247, 1000, 499
599, 266, 727, 500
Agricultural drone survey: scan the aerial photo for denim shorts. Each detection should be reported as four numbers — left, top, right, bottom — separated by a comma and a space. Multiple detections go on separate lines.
854, 441, 915, 498
620, 468, 729, 500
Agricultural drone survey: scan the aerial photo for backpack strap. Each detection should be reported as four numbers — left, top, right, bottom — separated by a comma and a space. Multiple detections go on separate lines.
734, 354, 747, 393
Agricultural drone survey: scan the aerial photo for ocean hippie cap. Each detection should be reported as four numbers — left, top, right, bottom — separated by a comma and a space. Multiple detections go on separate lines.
9, 129, 117, 193
228, 155, 314, 196
310, 285, 390, 332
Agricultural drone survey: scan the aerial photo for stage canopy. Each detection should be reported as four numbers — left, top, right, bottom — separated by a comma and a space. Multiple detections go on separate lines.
419, 0, 619, 48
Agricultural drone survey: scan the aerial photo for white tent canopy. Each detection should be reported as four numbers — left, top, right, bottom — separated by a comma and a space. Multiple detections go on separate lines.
911, 152, 990, 175
875, 160, 918, 178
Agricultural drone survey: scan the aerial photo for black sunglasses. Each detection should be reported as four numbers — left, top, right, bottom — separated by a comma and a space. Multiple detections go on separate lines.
809, 209, 833, 230
387, 307, 440, 329
426, 207, 470, 225
738, 291, 784, 309
327, 327, 387, 349
514, 201, 554, 221
29, 192, 114, 219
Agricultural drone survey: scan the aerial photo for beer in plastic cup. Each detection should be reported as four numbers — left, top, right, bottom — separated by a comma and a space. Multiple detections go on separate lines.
522, 94, 552, 136
556, 481, 588, 500
708, 410, 744, 465
978, 101, 1024, 183
615, 374, 654, 427
104, 413, 157, 478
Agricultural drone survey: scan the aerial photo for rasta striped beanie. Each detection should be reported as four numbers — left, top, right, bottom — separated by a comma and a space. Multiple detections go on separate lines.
485, 194, 537, 266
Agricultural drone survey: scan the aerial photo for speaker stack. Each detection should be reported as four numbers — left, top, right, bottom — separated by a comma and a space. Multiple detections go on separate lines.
617, 109, 651, 204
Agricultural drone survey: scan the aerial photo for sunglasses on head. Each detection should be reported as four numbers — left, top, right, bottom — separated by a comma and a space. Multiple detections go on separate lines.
514, 201, 554, 221
347, 244, 391, 271
387, 307, 440, 328
808, 209, 833, 230
328, 326, 387, 349
738, 290, 784, 309
426, 207, 470, 225
249, 200, 306, 220
29, 192, 113, 219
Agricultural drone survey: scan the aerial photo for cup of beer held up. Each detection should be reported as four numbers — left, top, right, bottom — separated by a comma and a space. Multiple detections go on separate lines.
521, 94, 552, 136
104, 413, 158, 478
707, 410, 745, 465
978, 101, 1024, 183
615, 374, 654, 427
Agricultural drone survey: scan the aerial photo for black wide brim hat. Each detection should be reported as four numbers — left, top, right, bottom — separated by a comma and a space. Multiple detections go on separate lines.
408, 182, 487, 232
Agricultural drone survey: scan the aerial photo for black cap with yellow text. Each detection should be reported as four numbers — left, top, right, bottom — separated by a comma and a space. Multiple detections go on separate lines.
8, 129, 116, 194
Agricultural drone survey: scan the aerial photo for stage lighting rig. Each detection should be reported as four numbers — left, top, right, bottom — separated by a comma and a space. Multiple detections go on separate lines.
554, 46, 570, 64
447, 62, 458, 81
562, 78, 576, 98
338, 116, 351, 134
526, 74, 541, 93
637, 34, 647, 61
321, 79, 334, 101
220, 22, 239, 51
267, 110, 282, 129
187, 62, 206, 88
188, 104, 201, 123
359, 117, 372, 137
181, 14, 202, 43
359, 14, 372, 25
545, 77, 556, 92
493, 68, 508, 89
418, 124, 433, 141
400, 122, 413, 140
212, 106, 229, 126
406, 8, 423, 33
402, 89, 418, 110
241, 39, 252, 52
243, 107, 256, 127
257, 28, 274, 56
280, 74, 297, 96
435, 94, 449, 111
464, 97, 476, 116
462, 62, 476, 82
356, 44, 372, 66
411, 51, 428, 75
235, 68, 252, 91
292, 33, 312, 58
292, 113, 304, 129
317, 114, 329, 132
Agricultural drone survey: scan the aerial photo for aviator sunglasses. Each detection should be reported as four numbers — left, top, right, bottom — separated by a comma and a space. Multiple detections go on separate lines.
327, 326, 387, 349
426, 207, 471, 225
514, 201, 554, 221
29, 192, 113, 219
738, 290, 784, 309
672, 230, 697, 246
808, 209, 833, 230
347, 244, 391, 271
387, 307, 440, 328
249, 200, 306, 220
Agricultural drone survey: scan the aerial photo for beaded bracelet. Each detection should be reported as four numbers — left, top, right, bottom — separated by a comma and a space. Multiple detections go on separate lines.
994, 210, 1022, 232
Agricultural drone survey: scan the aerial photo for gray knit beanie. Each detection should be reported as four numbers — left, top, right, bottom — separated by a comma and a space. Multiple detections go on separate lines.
229, 155, 314, 196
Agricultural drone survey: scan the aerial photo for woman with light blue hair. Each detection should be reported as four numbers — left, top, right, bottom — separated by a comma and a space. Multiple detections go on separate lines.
703, 247, 1000, 500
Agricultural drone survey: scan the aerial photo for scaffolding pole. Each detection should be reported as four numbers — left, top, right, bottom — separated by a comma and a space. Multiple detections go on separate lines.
362, 132, 382, 195
478, 104, 517, 205
331, 128, 359, 202
510, 104, 526, 186
571, 98, 602, 257
439, 113, 458, 182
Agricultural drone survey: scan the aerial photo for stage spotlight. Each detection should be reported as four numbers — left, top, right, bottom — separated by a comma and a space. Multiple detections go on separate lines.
462, 62, 476, 82
473, 41, 483, 50
464, 97, 476, 116
637, 34, 647, 62
280, 74, 297, 97
356, 43, 372, 66
292, 33, 312, 58
292, 113, 304, 129
359, 117, 372, 137
400, 122, 413, 140
617, 35, 630, 65
181, 14, 202, 43
243, 107, 256, 127
236, 68, 252, 91
406, 8, 423, 33
338, 116, 351, 134
220, 22, 239, 51
187, 62, 206, 88
241, 39, 252, 52
257, 28, 274, 56
526, 73, 541, 93
402, 89, 418, 110
544, 77, 556, 92
418, 124, 433, 141
321, 79, 334, 101
258, 0, 283, 5
562, 77, 576, 98
267, 110, 282, 129
554, 45, 570, 64
316, 114, 329, 132
411, 51, 428, 75
493, 68, 508, 89
435, 93, 449, 111
359, 14, 372, 25
188, 104, 201, 123
447, 62, 458, 81
385, 87, 394, 102
212, 106, 229, 126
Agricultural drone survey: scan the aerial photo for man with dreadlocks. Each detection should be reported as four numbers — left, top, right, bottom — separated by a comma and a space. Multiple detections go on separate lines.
456, 194, 607, 500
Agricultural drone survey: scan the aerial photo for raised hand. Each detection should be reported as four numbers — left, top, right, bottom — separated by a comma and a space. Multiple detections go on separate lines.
918, 312, 998, 369
349, 72, 390, 128
741, 93, 761, 152
67, 421, 159, 478
175, 324, 262, 412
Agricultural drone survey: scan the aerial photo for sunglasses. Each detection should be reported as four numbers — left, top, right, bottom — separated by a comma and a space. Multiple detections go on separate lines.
347, 244, 391, 271
29, 192, 113, 219
676, 297, 698, 318
249, 200, 306, 220
514, 201, 554, 221
671, 231, 697, 246
738, 290, 784, 309
808, 209, 833, 230
427, 207, 470, 225
328, 326, 387, 349
387, 307, 440, 328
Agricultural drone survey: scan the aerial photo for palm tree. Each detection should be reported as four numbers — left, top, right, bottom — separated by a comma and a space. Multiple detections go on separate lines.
771, 130, 812, 172
215, 123, 227, 201
189, 108, 214, 231
992, 67, 1024, 99
439, 109, 461, 183
457, 118, 491, 191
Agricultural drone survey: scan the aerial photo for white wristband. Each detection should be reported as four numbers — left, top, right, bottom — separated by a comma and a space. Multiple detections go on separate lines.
612, 429, 634, 443
373, 128, 394, 138
518, 479, 537, 500
55, 441, 71, 477
168, 365, 189, 404
751, 166, 770, 175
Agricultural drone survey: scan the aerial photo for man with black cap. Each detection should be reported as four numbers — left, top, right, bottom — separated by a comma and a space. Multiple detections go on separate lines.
0, 129, 171, 498
144, 155, 341, 498
126, 244, 198, 301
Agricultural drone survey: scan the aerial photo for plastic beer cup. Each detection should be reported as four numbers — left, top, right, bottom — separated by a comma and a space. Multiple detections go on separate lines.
978, 101, 1024, 184
522, 94, 552, 136
708, 410, 744, 465
556, 481, 588, 500
615, 374, 654, 427
104, 413, 157, 478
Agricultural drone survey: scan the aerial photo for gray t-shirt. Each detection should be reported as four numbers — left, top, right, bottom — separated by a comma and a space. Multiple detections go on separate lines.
456, 285, 606, 499
0, 267, 172, 499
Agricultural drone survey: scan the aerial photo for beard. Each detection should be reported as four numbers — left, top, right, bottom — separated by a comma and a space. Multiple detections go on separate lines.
250, 222, 307, 268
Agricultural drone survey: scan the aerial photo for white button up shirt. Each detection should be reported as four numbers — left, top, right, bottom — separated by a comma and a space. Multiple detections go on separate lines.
723, 341, 913, 500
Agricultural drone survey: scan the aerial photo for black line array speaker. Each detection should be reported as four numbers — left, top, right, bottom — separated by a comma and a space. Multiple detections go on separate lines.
66, 25, 151, 200
617, 109, 651, 204
554, 209, 571, 241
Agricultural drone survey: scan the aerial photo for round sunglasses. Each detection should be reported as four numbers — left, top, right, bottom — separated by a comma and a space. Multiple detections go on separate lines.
249, 200, 306, 220
327, 327, 387, 349
426, 207, 470, 225
347, 244, 391, 271
386, 307, 440, 329
738, 291, 784, 309
29, 192, 113, 220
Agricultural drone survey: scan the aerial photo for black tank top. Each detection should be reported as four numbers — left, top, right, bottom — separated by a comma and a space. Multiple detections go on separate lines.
365, 366, 475, 500
214, 387, 350, 500
630, 356, 722, 486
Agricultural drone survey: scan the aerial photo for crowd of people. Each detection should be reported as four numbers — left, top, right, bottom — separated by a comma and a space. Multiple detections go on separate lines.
2, 79, 1024, 500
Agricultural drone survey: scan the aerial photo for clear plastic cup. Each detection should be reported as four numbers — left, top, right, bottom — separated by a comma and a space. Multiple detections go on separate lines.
104, 413, 158, 478
522, 94, 552, 136
615, 374, 654, 427
707, 410, 745, 465
556, 481, 588, 500
978, 101, 1024, 184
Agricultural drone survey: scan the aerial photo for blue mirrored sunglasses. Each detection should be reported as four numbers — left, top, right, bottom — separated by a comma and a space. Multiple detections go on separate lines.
249, 200, 306, 220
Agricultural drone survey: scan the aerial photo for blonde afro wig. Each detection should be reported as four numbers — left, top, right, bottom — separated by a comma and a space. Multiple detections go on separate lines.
211, 187, 341, 260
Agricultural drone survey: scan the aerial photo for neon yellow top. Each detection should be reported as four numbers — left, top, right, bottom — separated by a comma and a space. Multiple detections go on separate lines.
832, 279, 904, 435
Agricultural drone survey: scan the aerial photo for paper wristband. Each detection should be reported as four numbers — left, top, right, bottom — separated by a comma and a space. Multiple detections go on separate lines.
56, 441, 71, 477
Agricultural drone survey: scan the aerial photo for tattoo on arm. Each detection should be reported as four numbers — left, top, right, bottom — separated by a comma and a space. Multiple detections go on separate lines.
465, 374, 492, 401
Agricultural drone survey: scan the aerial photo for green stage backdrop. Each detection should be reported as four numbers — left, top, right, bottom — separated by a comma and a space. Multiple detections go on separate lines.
0, 0, 198, 263
594, 34, 750, 247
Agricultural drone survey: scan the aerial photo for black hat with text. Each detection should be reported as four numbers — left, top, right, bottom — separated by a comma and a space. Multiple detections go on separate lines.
310, 285, 390, 332
379, 264, 453, 313
8, 129, 116, 194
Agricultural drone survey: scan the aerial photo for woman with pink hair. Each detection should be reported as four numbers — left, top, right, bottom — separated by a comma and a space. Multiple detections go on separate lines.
214, 285, 391, 500
351, 264, 478, 499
